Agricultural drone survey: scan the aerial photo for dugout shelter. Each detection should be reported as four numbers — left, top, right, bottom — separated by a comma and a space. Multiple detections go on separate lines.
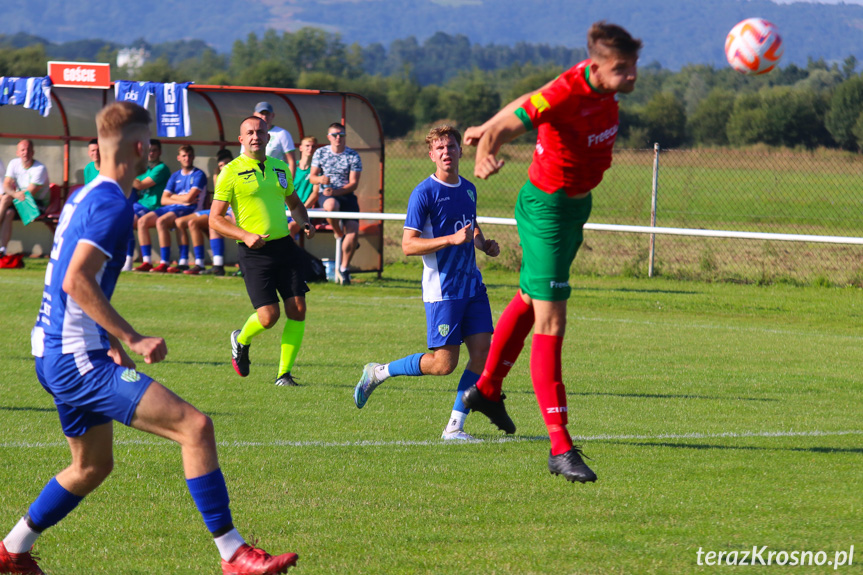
0, 83, 385, 274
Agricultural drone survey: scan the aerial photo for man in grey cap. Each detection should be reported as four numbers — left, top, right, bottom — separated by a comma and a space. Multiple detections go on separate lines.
249, 101, 297, 177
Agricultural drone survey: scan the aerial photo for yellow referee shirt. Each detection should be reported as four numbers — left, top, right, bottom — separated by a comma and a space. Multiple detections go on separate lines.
215, 154, 293, 241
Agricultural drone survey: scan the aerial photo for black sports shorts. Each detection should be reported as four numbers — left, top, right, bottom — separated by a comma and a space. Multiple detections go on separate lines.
237, 235, 310, 309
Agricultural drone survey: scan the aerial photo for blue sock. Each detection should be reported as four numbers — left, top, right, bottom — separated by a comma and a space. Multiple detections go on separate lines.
160, 246, 170, 263
179, 244, 189, 261
27, 477, 84, 531
452, 369, 480, 414
388, 353, 424, 377
194, 245, 205, 261
186, 468, 234, 535
141, 244, 152, 259
211, 237, 225, 257
126, 238, 136, 258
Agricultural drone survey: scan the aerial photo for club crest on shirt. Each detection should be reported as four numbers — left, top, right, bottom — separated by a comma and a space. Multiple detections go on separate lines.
275, 169, 288, 189
438, 324, 450, 337
466, 188, 475, 203
121, 368, 141, 383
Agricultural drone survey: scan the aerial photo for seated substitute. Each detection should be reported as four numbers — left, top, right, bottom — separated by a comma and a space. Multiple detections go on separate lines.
134, 145, 207, 273
288, 136, 319, 237
83, 139, 100, 184
353, 126, 500, 441
124, 139, 170, 270
0, 101, 298, 575
179, 148, 236, 276
1, 139, 50, 257
308, 123, 362, 285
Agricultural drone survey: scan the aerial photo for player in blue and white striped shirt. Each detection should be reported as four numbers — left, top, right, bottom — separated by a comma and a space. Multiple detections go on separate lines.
1, 102, 298, 575
353, 126, 500, 440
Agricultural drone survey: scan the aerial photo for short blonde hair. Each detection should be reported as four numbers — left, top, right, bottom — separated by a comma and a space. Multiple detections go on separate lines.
301, 136, 318, 146
425, 125, 462, 150
96, 102, 151, 139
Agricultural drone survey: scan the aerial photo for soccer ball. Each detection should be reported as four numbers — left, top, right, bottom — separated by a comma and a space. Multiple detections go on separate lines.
725, 18, 783, 75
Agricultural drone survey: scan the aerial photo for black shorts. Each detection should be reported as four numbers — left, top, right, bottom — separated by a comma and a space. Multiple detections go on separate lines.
330, 193, 359, 225
237, 236, 310, 309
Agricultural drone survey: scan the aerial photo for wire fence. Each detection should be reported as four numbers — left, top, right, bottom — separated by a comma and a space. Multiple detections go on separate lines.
384, 140, 863, 286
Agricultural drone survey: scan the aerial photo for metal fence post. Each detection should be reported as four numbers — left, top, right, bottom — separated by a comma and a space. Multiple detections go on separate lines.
648, 143, 660, 278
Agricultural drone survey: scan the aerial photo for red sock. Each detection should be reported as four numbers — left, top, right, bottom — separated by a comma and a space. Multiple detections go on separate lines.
476, 293, 535, 401
531, 333, 573, 456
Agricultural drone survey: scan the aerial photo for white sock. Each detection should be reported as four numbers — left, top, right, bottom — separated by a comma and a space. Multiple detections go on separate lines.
195, 258, 204, 266
3, 517, 41, 554
178, 258, 188, 266
214, 528, 246, 561
213, 255, 224, 266
374, 363, 391, 381
122, 256, 134, 271
445, 411, 468, 434
340, 267, 348, 273
142, 255, 152, 264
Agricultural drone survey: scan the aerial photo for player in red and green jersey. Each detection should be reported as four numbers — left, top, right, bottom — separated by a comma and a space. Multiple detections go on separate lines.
461, 21, 642, 484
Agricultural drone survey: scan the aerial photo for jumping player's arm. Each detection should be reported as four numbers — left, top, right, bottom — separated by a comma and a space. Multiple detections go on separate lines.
286, 191, 315, 238
62, 242, 167, 364
463, 78, 556, 146
472, 113, 527, 180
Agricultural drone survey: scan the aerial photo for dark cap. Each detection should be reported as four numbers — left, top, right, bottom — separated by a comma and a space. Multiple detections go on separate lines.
254, 101, 274, 114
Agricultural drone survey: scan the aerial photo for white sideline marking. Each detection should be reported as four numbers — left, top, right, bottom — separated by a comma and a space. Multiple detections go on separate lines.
1, 429, 860, 450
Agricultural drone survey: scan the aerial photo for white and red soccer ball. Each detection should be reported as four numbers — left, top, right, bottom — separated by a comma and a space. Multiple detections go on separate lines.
725, 18, 784, 75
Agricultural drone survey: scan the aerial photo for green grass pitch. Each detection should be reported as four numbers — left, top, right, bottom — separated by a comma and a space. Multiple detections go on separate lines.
1, 262, 861, 574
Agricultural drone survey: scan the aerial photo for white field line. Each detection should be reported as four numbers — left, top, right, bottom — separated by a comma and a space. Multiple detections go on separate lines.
1, 429, 860, 450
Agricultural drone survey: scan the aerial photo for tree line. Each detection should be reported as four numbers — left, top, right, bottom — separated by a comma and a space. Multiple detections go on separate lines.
3, 28, 863, 150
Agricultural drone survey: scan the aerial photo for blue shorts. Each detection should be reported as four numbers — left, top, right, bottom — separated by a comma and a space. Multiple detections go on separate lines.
424, 285, 493, 349
35, 351, 154, 437
154, 204, 197, 218
132, 202, 153, 218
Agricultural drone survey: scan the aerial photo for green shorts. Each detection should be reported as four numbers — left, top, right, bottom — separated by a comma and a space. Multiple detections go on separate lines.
515, 179, 592, 301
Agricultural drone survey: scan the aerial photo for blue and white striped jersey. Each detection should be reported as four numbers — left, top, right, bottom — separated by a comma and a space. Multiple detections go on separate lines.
31, 177, 134, 358
404, 175, 483, 303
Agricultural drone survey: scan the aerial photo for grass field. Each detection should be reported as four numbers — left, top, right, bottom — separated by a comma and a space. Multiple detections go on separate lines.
382, 143, 863, 284
1, 263, 862, 574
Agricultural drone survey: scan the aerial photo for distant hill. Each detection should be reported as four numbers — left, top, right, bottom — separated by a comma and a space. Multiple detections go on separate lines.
3, 0, 863, 69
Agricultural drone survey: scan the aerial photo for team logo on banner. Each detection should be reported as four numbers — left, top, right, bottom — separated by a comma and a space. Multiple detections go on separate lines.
438, 324, 450, 337
275, 169, 288, 189
121, 368, 141, 383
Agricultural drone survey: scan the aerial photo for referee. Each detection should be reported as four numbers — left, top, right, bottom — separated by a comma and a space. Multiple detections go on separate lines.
210, 116, 315, 387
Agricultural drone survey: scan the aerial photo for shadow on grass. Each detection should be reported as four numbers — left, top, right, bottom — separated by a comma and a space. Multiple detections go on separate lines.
301, 381, 774, 403
573, 286, 699, 296
0, 405, 56, 413
606, 440, 863, 454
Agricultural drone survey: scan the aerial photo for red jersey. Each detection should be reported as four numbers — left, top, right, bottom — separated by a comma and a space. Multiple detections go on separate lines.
515, 60, 619, 197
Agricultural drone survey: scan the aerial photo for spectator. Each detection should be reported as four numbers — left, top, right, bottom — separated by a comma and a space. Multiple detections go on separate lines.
241, 101, 297, 177
308, 123, 363, 285
288, 136, 319, 237
179, 149, 235, 276
83, 138, 100, 184
123, 139, 170, 270
134, 145, 207, 273
1, 139, 50, 257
